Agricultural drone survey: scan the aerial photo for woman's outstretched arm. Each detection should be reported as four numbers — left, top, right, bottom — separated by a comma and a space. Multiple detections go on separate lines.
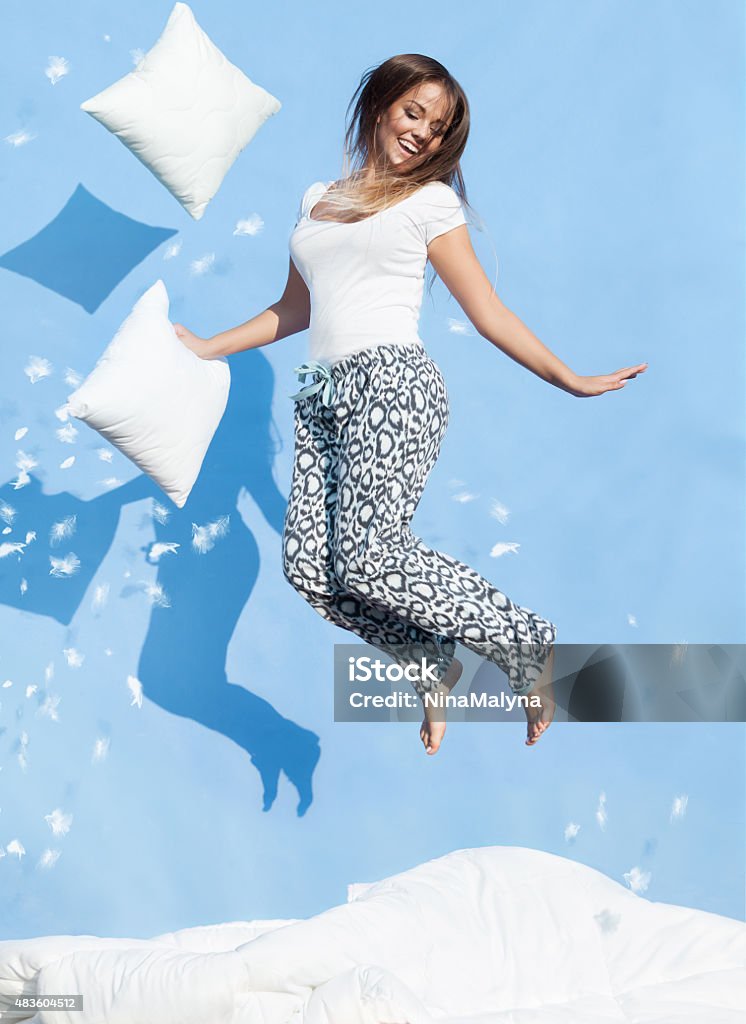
173, 256, 311, 359
427, 226, 647, 397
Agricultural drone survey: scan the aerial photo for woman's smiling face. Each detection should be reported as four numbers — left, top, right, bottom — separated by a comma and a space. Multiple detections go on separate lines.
374, 81, 453, 167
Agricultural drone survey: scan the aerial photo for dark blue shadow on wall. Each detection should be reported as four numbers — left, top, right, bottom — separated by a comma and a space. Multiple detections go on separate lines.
0, 184, 177, 314
0, 352, 320, 815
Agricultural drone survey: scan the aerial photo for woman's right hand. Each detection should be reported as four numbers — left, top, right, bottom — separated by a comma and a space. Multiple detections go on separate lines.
172, 322, 208, 356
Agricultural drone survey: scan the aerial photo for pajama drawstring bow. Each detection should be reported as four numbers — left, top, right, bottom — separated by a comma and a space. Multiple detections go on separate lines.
290, 361, 336, 407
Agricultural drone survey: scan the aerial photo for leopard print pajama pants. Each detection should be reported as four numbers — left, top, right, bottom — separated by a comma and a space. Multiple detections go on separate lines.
282, 342, 557, 700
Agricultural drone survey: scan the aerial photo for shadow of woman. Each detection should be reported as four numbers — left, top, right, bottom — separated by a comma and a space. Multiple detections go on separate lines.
0, 350, 320, 815
135, 351, 320, 815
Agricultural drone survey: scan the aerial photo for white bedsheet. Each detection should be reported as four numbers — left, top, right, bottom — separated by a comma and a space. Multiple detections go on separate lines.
1, 847, 743, 1024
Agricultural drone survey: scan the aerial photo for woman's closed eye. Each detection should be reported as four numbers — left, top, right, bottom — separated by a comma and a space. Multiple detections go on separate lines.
405, 110, 445, 137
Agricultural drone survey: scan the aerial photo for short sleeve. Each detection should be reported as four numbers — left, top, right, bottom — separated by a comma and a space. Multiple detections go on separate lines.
293, 193, 304, 228
293, 181, 329, 227
419, 182, 467, 246
293, 184, 310, 228
293, 183, 312, 228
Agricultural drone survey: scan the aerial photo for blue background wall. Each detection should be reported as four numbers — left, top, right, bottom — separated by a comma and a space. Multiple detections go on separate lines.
0, 0, 744, 937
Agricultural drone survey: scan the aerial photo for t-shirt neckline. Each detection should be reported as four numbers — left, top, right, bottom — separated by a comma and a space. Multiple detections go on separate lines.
306, 179, 434, 226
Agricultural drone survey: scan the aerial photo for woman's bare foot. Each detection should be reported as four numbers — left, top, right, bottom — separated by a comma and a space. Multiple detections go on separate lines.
524, 646, 556, 746
420, 657, 463, 755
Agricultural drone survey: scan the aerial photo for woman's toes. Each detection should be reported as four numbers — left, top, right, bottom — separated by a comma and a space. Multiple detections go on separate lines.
526, 722, 540, 745
420, 720, 445, 754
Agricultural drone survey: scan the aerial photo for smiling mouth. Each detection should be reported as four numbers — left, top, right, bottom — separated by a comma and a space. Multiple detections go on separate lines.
397, 138, 419, 155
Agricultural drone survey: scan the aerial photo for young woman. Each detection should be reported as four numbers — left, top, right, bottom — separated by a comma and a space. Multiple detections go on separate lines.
174, 54, 647, 755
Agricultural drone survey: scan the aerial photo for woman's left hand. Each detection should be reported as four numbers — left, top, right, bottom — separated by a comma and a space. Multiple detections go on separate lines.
567, 362, 648, 397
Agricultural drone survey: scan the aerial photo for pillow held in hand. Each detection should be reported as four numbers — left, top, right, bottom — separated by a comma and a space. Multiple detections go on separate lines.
66, 279, 230, 508
80, 2, 281, 220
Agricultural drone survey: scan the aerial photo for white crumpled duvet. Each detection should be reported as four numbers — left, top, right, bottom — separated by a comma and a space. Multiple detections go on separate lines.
1, 846, 744, 1024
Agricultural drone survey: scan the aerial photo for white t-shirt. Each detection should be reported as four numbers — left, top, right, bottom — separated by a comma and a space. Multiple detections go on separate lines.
288, 179, 467, 366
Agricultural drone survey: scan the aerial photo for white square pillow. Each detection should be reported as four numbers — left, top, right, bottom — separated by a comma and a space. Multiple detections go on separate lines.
66, 279, 230, 508
80, 2, 281, 220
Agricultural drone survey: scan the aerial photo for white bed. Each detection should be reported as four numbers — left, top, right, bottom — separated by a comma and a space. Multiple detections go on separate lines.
1, 846, 743, 1023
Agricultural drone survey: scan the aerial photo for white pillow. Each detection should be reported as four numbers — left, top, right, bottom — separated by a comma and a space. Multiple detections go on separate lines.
0, 936, 176, 1011
80, 2, 281, 220
66, 279, 230, 508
